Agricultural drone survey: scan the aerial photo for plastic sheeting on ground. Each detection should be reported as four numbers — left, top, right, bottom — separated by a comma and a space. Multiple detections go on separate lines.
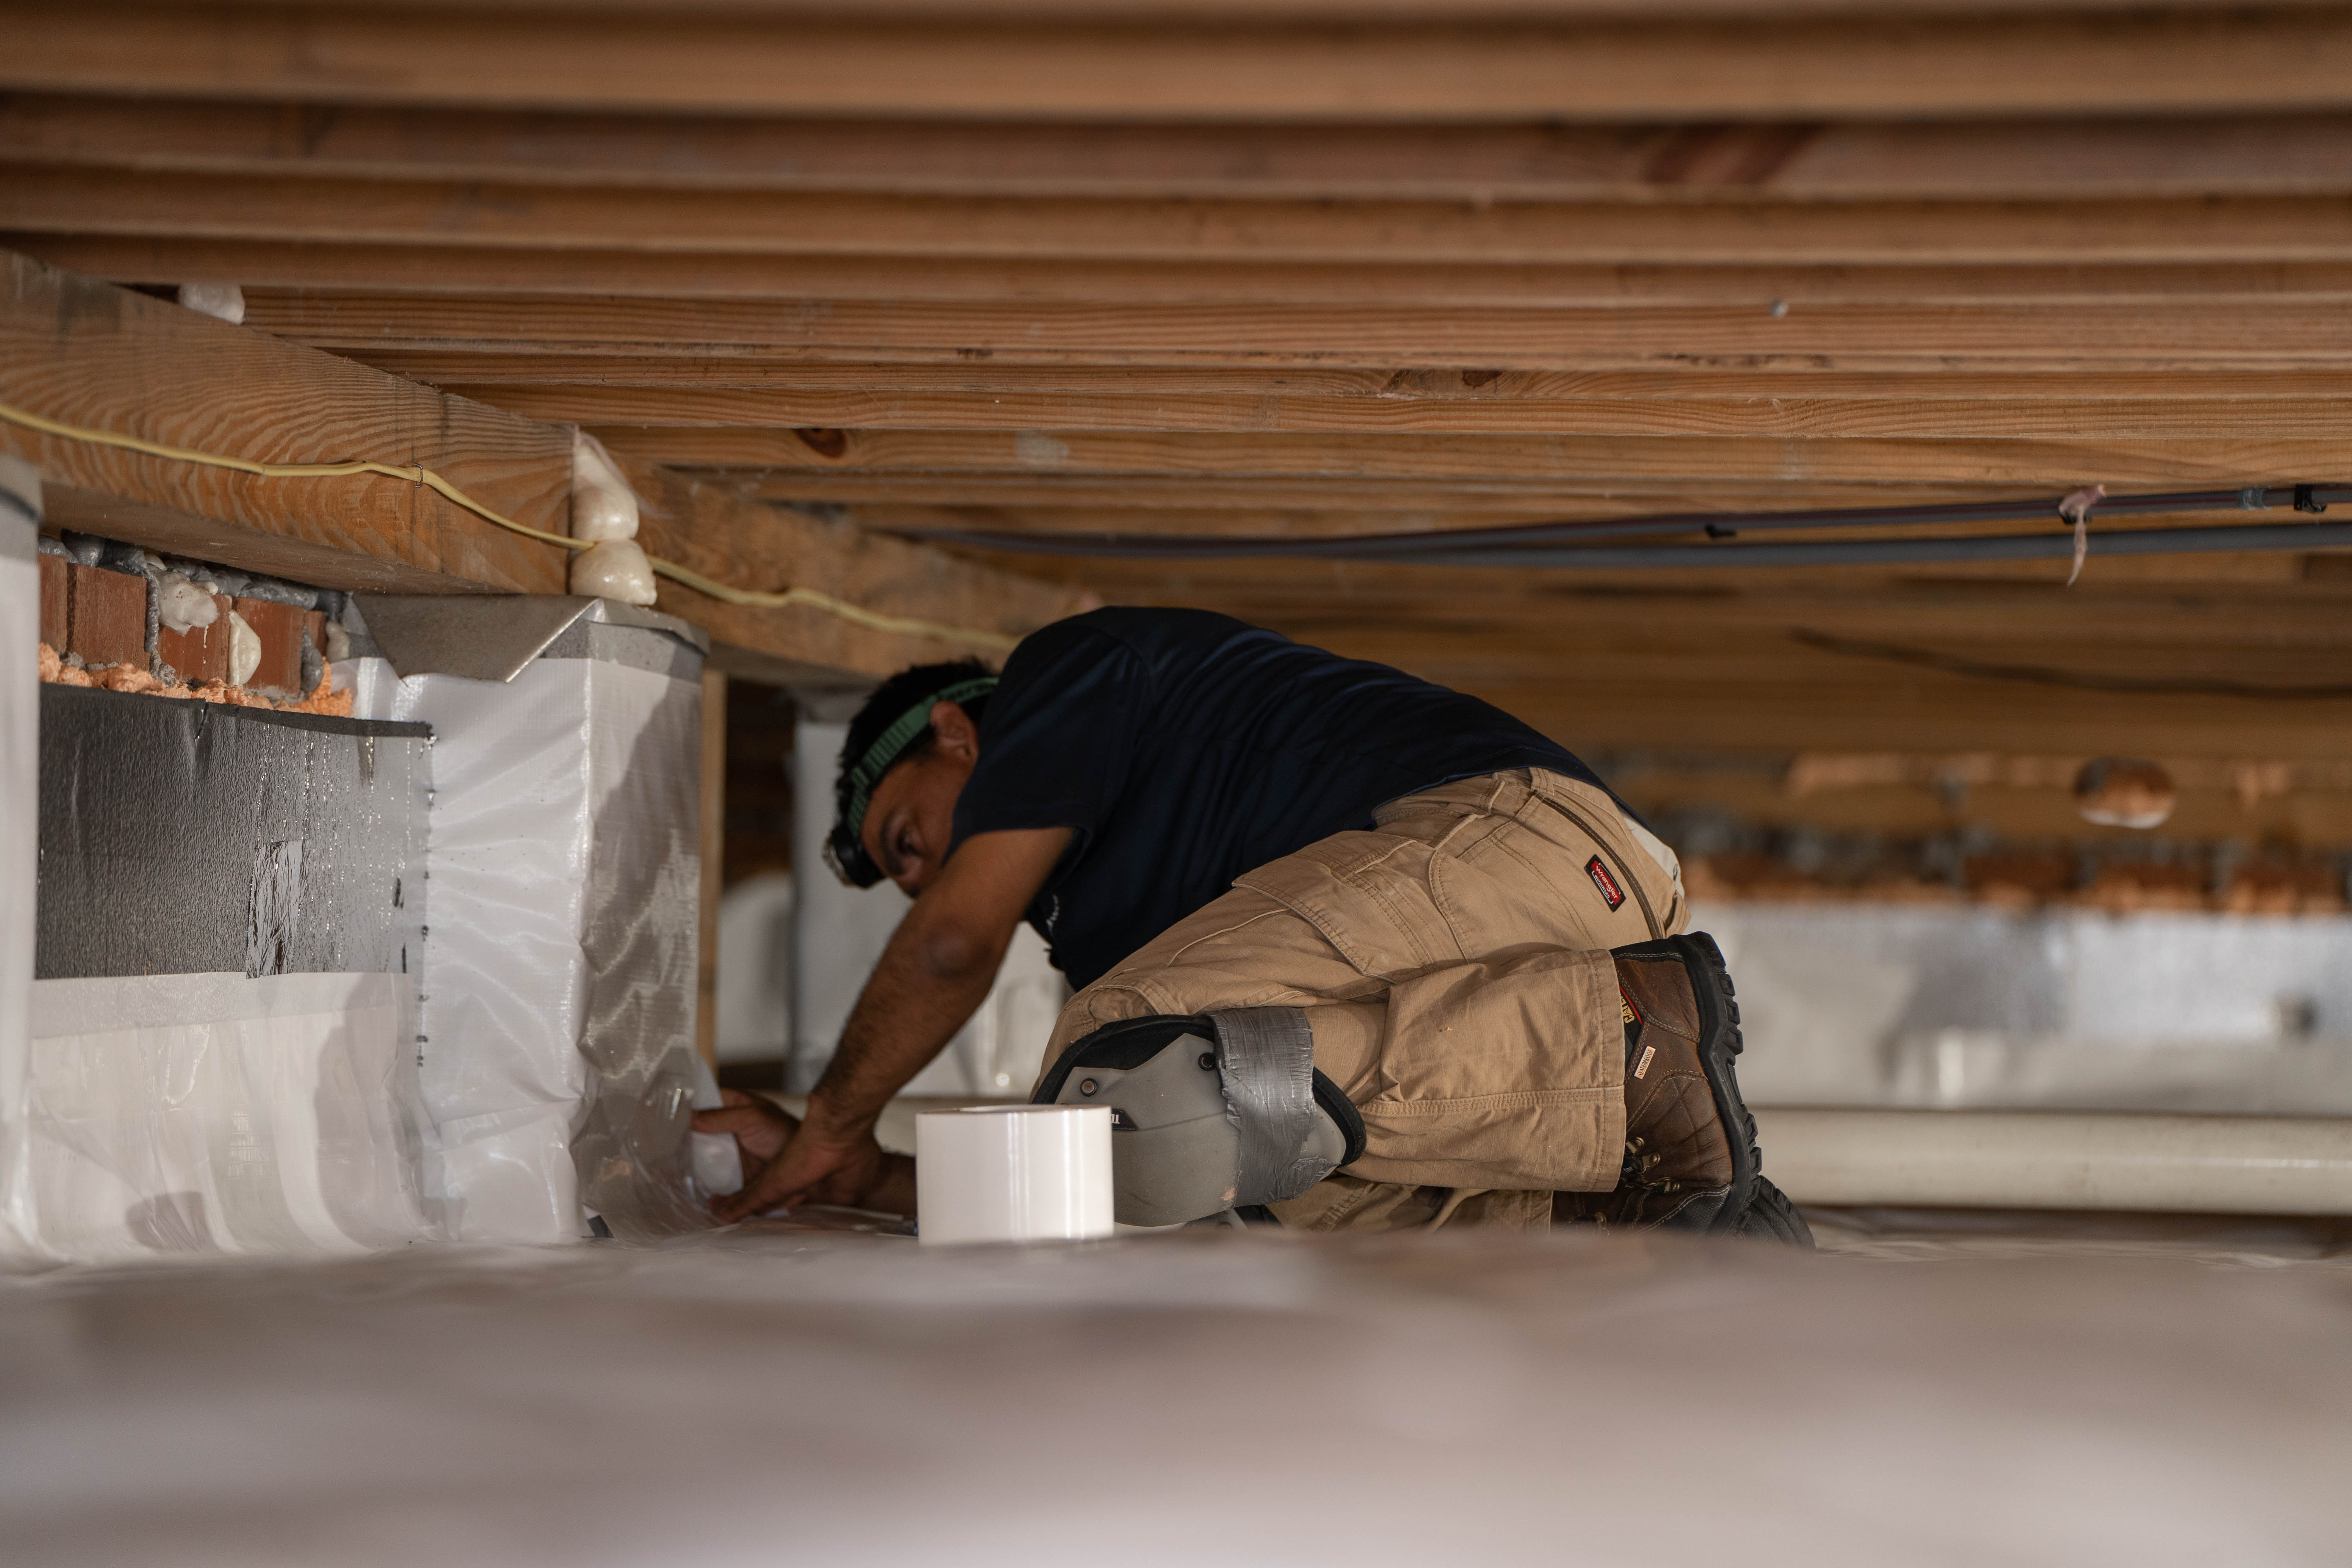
19, 972, 433, 1261
0, 1223, 2345, 1566
341, 620, 709, 1244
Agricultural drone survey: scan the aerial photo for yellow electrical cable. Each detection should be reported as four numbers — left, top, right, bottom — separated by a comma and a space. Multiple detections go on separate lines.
0, 399, 1020, 653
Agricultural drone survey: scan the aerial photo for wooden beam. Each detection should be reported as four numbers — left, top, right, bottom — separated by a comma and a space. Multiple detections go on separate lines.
5, 5, 2350, 120
15, 169, 2352, 265
0, 252, 571, 593
23, 234, 2352, 307
588, 425, 2352, 488
455, 380, 2352, 441
996, 552, 2346, 607
820, 496, 2031, 541
83, 1, 2352, 18
622, 459, 1089, 676
360, 360, 2352, 410
235, 291, 2352, 373
0, 250, 1086, 677
41, 484, 516, 595
1468, 676, 2352, 760
10, 94, 2352, 201
382, 365, 2352, 401
733, 471, 2060, 511
1206, 583, 2352, 759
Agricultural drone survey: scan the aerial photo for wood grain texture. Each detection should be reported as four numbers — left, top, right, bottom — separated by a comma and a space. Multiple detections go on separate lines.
590, 425, 2352, 488
0, 252, 572, 593
5, 5, 2350, 120
1098, 576, 2352, 759
731, 470, 2073, 512
43, 485, 520, 595
13, 3, 2352, 773
28, 234, 2352, 307
16, 169, 2352, 265
5, 252, 1082, 679
234, 291, 2352, 373
371, 359, 2352, 404
622, 459, 1090, 677
456, 379, 2352, 441
140, 1, 2352, 17
11, 95, 2351, 201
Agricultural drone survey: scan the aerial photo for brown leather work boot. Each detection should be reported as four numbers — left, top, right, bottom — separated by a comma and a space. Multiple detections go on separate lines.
1554, 933, 1809, 1245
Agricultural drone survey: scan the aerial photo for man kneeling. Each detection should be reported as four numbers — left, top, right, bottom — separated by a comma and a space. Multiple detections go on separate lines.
699, 608, 1806, 1242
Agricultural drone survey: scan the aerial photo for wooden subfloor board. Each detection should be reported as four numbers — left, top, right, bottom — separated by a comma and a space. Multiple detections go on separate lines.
586, 425, 2352, 488
736, 471, 2051, 510
454, 381, 2352, 441
17, 169, 2352, 265
27, 234, 2352, 307
234, 292, 2352, 372
10, 95, 2352, 201
6, 5, 2352, 120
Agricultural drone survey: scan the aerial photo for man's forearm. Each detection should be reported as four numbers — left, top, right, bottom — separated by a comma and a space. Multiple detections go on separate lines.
788, 827, 1071, 1170
804, 923, 1004, 1133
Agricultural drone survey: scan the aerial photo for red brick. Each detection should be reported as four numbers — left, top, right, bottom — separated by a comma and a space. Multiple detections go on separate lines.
37, 554, 68, 650
65, 563, 147, 671
157, 592, 232, 686
232, 597, 305, 695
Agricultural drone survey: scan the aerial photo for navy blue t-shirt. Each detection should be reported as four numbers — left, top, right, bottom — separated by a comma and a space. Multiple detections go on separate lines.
949, 608, 1609, 989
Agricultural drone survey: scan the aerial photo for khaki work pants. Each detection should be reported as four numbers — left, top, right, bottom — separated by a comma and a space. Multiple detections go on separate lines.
1042, 769, 1688, 1233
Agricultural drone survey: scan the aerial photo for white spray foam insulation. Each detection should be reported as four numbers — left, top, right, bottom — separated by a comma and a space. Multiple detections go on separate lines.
175, 281, 246, 324
225, 609, 261, 686
568, 537, 659, 606
569, 430, 640, 543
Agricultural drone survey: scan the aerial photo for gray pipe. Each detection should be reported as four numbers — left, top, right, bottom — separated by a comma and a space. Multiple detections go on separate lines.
1360, 521, 2352, 570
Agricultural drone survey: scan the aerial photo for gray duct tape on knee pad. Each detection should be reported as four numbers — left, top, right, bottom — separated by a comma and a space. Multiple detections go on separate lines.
1207, 1007, 1329, 1205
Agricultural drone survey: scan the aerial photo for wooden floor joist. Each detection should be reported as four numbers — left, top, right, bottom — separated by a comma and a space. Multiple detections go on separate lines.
9, 95, 2352, 203
27, 236, 2352, 307
224, 291, 2352, 370
597, 427, 2348, 490
16, 171, 2352, 265
7, 4, 2352, 120
0, 252, 1083, 676
0, 255, 570, 596
8, 0, 2352, 776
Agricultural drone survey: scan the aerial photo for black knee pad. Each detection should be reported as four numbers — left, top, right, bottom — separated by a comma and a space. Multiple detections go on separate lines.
1033, 1009, 1367, 1227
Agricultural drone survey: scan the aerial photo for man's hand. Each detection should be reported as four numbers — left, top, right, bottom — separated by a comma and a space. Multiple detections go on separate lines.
706, 825, 1070, 1224
701, 1093, 895, 1221
693, 1088, 797, 1165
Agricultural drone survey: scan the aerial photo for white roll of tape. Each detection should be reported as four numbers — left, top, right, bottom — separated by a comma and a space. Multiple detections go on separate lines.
915, 1105, 1114, 1246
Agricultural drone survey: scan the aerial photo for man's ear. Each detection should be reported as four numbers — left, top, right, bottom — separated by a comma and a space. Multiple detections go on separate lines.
930, 699, 980, 760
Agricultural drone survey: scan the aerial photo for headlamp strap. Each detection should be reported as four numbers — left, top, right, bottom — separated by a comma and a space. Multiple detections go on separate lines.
840, 676, 999, 848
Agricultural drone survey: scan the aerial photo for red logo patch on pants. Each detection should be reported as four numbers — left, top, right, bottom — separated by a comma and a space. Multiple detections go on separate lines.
1586, 855, 1627, 911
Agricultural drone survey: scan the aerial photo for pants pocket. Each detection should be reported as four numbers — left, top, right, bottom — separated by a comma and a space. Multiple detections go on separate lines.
1344, 947, 1624, 1192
